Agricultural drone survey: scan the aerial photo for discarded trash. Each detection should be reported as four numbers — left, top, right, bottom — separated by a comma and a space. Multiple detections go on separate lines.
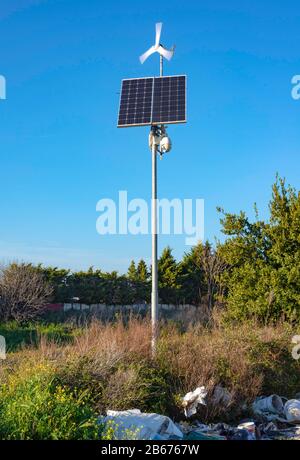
99, 392, 300, 441
263, 421, 278, 432
232, 429, 254, 441
260, 425, 300, 441
284, 399, 300, 423
177, 412, 300, 441
101, 409, 183, 440
237, 422, 256, 440
182, 386, 207, 418
184, 430, 226, 441
195, 422, 210, 431
252, 395, 284, 415
211, 386, 233, 407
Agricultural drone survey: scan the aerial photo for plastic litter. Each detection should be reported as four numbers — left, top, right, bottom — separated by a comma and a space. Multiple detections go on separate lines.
182, 386, 207, 418
263, 421, 278, 432
195, 422, 210, 431
252, 395, 284, 416
237, 422, 256, 440
233, 428, 257, 441
100, 409, 183, 440
180, 417, 300, 441
184, 430, 226, 441
99, 392, 300, 441
260, 425, 300, 440
284, 399, 300, 423
211, 386, 233, 407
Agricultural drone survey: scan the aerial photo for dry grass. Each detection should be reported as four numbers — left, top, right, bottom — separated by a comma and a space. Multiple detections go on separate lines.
71, 317, 152, 361
157, 321, 263, 420
1, 316, 299, 423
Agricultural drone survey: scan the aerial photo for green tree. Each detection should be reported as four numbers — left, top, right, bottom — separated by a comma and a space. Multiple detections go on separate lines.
126, 261, 138, 303
179, 242, 207, 306
68, 267, 104, 304
37, 266, 71, 303
158, 247, 180, 304
218, 176, 300, 322
127, 261, 138, 281
137, 259, 148, 282
136, 259, 150, 303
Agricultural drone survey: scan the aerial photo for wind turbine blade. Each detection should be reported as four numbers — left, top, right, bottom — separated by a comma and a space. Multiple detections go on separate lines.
155, 22, 162, 48
158, 45, 174, 61
139, 46, 156, 64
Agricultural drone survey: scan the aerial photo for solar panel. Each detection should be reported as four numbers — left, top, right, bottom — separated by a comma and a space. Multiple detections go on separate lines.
152, 76, 186, 125
118, 77, 153, 128
117, 75, 186, 128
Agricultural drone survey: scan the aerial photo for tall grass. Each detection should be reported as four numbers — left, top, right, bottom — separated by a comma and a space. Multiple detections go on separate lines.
0, 316, 299, 438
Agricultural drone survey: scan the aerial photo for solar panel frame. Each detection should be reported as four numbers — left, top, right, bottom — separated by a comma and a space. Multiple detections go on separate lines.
117, 75, 187, 128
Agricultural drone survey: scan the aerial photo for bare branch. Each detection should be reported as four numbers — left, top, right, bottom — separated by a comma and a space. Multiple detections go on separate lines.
0, 263, 53, 322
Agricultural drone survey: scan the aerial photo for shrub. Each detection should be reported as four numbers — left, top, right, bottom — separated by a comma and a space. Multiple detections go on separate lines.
54, 321, 171, 415
0, 321, 77, 352
99, 419, 141, 440
157, 318, 300, 422
102, 362, 171, 414
0, 362, 98, 440
0, 263, 52, 322
218, 177, 300, 322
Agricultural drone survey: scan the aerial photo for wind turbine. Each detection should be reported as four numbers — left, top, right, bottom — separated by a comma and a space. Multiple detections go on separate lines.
139, 22, 175, 66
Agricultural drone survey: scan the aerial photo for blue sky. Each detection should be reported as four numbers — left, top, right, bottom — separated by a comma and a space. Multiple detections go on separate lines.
0, 0, 300, 272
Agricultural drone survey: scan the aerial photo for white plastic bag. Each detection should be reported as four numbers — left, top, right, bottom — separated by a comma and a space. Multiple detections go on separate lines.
182, 386, 207, 418
284, 399, 300, 423
101, 409, 183, 440
211, 386, 233, 407
252, 395, 284, 415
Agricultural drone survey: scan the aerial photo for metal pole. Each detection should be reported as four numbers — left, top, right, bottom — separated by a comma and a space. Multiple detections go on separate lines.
151, 137, 158, 356
151, 55, 163, 357
160, 54, 163, 77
